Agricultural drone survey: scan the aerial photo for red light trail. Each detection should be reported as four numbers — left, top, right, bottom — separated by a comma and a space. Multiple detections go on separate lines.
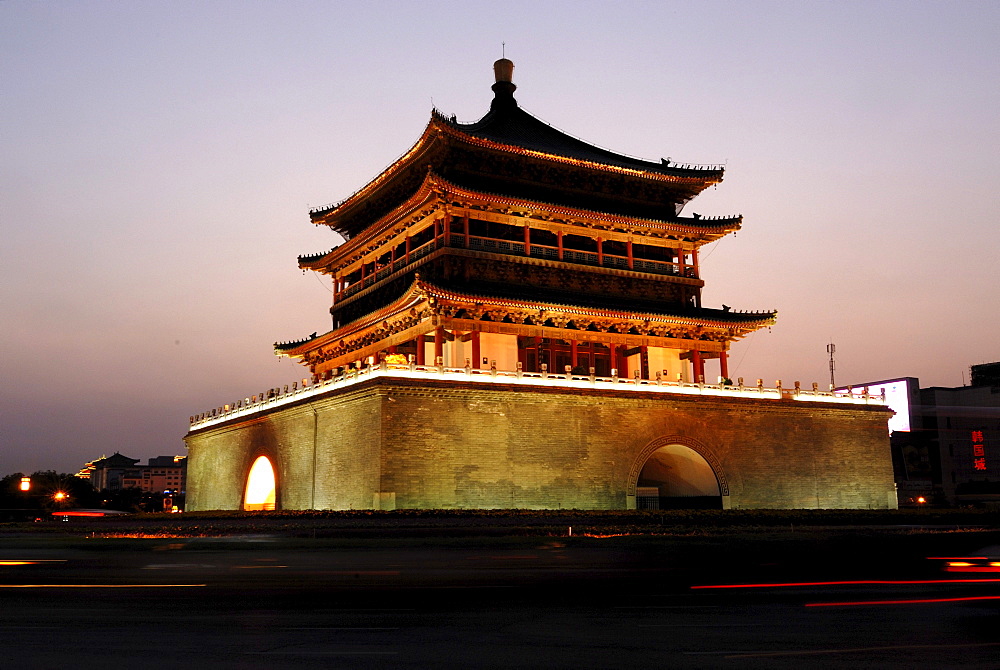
691, 578, 1000, 589
806, 595, 1000, 607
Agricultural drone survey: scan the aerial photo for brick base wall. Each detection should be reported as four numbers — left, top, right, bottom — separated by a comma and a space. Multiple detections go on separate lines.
185, 378, 897, 511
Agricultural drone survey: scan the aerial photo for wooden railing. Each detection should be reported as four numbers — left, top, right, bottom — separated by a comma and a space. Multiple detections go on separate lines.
336, 233, 690, 301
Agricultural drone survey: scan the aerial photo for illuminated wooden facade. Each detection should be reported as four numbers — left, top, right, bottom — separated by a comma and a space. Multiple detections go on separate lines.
276, 59, 775, 382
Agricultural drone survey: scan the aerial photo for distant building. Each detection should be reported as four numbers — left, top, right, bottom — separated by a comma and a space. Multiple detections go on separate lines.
843, 362, 1000, 506
86, 452, 140, 491
121, 456, 188, 493
84, 453, 187, 493
923, 363, 999, 505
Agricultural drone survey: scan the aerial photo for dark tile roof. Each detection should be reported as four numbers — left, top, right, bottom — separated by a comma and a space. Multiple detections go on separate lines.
92, 452, 140, 467
439, 105, 722, 178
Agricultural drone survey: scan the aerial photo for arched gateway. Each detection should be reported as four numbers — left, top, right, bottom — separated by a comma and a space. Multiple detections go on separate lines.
628, 437, 729, 510
243, 455, 277, 511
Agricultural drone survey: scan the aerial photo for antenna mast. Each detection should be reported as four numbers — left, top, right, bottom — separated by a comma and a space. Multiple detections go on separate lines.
827, 342, 836, 390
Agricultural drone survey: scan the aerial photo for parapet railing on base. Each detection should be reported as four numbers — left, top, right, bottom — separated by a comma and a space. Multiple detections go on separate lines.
188, 360, 886, 431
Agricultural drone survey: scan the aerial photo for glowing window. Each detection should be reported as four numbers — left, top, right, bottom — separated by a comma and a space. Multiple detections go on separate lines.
244, 456, 276, 511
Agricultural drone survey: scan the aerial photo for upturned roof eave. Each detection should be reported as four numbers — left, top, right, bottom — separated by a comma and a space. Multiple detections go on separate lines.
308, 115, 441, 232
274, 281, 430, 356
298, 178, 443, 271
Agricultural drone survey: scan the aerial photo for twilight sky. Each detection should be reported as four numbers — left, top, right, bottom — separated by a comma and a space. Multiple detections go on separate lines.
2, 1, 998, 475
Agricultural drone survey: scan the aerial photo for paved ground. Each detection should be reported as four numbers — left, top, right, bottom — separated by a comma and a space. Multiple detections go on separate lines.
2, 534, 999, 668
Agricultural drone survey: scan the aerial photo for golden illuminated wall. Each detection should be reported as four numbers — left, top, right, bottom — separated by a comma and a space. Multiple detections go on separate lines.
479, 333, 518, 371
186, 377, 896, 511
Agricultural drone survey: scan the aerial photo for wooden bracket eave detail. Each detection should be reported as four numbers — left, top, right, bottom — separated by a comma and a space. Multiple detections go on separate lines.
439, 318, 725, 352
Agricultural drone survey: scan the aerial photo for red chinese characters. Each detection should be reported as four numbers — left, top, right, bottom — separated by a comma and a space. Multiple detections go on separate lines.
971, 430, 987, 471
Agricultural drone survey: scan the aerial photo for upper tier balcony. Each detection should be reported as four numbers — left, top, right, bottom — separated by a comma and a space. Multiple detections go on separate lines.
336, 227, 696, 302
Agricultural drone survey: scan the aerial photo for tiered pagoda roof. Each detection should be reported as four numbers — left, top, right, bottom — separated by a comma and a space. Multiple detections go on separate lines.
279, 59, 776, 378
309, 60, 725, 239
298, 172, 743, 275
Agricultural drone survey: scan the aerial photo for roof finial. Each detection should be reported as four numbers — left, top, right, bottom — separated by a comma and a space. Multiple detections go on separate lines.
491, 57, 516, 109
493, 57, 514, 84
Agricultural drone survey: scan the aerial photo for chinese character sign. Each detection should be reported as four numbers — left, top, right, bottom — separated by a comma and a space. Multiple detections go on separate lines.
972, 430, 987, 471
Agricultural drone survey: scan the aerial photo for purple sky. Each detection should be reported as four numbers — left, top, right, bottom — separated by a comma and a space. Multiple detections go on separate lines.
3, 1, 998, 475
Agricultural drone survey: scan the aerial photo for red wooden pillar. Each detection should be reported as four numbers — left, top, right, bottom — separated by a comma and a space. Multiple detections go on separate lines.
619, 346, 628, 377
434, 327, 444, 363
691, 248, 700, 278
405, 236, 411, 264
677, 248, 685, 276
433, 218, 441, 247
719, 350, 729, 380
692, 350, 704, 382
557, 231, 564, 260
415, 334, 425, 365
596, 237, 603, 266
463, 214, 470, 248
524, 225, 531, 256
571, 340, 579, 368
627, 240, 634, 270
610, 343, 618, 373
443, 213, 451, 245
471, 331, 481, 368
